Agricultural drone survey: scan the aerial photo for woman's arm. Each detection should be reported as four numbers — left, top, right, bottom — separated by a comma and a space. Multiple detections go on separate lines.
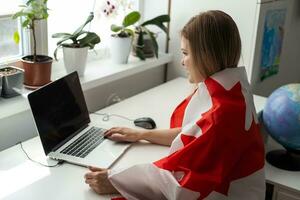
139, 128, 181, 146
104, 127, 181, 146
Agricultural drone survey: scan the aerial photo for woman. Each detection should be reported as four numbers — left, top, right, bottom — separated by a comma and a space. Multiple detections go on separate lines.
84, 10, 265, 199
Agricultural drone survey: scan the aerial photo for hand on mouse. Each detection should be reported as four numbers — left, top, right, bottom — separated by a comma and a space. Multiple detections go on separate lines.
104, 127, 145, 142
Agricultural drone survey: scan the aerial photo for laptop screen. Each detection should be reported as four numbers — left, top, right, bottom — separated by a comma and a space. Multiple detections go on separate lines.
28, 72, 90, 155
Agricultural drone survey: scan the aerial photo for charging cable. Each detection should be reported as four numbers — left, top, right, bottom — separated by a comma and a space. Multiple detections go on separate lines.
18, 142, 64, 167
92, 112, 134, 122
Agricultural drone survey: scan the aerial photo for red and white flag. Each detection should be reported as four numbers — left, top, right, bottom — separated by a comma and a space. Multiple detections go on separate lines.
109, 67, 265, 200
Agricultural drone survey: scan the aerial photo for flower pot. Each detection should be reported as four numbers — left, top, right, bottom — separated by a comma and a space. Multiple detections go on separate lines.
22, 55, 53, 89
110, 35, 132, 64
132, 33, 155, 58
0, 66, 24, 98
63, 46, 89, 76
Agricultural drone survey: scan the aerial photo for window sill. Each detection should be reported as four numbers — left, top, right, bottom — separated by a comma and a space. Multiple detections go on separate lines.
0, 53, 172, 120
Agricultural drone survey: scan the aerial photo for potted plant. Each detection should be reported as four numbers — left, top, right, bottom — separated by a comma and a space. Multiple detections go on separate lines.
133, 15, 170, 60
0, 66, 24, 98
13, 0, 52, 89
52, 12, 100, 76
110, 11, 140, 64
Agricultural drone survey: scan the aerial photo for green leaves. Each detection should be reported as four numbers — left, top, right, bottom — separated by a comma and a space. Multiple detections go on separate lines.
12, 0, 50, 61
53, 46, 60, 61
26, 0, 35, 6
51, 12, 101, 61
72, 12, 94, 37
141, 15, 170, 34
144, 28, 158, 58
22, 19, 31, 27
52, 33, 72, 38
111, 25, 123, 32
136, 48, 146, 60
12, 11, 28, 19
13, 0, 49, 25
123, 11, 140, 27
111, 11, 140, 37
124, 28, 134, 37
133, 14, 170, 60
55, 34, 74, 46
13, 31, 20, 44
78, 32, 101, 49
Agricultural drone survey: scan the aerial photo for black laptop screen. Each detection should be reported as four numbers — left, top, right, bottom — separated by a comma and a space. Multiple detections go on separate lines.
28, 72, 90, 155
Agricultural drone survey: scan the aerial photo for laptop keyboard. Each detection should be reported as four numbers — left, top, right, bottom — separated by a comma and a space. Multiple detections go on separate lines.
60, 127, 106, 158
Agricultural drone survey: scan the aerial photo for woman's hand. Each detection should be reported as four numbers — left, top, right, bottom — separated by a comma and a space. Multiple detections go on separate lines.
104, 127, 144, 143
84, 166, 119, 195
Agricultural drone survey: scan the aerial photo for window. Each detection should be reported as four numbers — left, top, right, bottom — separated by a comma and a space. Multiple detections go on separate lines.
0, 0, 141, 63
0, 0, 24, 63
47, 0, 140, 59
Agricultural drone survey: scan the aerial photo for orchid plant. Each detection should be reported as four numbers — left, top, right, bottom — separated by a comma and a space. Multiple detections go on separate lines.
110, 11, 140, 37
134, 14, 170, 60
51, 12, 101, 61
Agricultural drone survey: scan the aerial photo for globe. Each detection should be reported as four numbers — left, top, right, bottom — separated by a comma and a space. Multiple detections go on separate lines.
262, 83, 300, 171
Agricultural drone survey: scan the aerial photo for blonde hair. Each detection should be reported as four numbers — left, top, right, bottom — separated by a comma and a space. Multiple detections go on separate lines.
181, 10, 241, 78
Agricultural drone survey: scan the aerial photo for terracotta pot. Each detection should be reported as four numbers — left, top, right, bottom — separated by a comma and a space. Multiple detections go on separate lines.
21, 55, 53, 89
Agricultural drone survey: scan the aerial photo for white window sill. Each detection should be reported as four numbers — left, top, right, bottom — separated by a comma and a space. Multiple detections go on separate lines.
0, 53, 173, 119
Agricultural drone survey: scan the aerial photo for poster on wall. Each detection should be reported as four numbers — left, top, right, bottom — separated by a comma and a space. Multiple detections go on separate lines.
260, 9, 287, 81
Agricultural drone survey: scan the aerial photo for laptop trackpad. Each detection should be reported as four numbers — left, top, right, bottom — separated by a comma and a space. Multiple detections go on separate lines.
85, 139, 130, 168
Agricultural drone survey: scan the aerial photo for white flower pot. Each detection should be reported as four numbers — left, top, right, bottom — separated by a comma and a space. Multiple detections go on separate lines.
110, 36, 132, 64
63, 46, 89, 76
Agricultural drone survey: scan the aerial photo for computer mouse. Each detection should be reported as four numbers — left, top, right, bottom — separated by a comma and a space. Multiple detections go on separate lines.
134, 117, 156, 129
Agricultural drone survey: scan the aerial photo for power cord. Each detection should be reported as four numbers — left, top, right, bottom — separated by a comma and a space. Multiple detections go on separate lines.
92, 112, 134, 122
18, 142, 64, 167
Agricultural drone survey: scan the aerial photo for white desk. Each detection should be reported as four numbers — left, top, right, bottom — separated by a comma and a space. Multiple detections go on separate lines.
0, 77, 299, 200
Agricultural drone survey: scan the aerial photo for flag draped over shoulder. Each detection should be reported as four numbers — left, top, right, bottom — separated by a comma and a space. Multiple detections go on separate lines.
108, 67, 265, 200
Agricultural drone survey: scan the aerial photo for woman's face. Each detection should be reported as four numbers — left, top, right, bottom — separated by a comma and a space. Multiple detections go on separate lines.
180, 37, 203, 83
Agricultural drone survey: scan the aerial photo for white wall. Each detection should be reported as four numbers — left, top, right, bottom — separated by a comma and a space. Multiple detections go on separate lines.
84, 66, 165, 111
167, 0, 258, 80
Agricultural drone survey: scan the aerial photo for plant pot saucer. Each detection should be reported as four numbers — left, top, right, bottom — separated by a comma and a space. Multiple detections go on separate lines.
24, 82, 52, 90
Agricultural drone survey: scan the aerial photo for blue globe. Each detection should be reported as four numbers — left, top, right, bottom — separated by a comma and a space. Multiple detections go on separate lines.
263, 84, 300, 151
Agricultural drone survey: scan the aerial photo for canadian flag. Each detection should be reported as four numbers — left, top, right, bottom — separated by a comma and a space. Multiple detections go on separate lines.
109, 67, 265, 200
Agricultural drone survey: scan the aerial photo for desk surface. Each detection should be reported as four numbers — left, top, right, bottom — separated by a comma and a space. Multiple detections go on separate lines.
0, 77, 299, 199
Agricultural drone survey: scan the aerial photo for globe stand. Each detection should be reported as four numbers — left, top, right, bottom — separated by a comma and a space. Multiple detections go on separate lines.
266, 150, 300, 171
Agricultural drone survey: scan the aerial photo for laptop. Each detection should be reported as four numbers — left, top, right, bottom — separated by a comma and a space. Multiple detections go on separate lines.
27, 71, 130, 168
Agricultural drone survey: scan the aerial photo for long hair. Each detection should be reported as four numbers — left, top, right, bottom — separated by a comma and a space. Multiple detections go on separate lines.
181, 10, 241, 78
